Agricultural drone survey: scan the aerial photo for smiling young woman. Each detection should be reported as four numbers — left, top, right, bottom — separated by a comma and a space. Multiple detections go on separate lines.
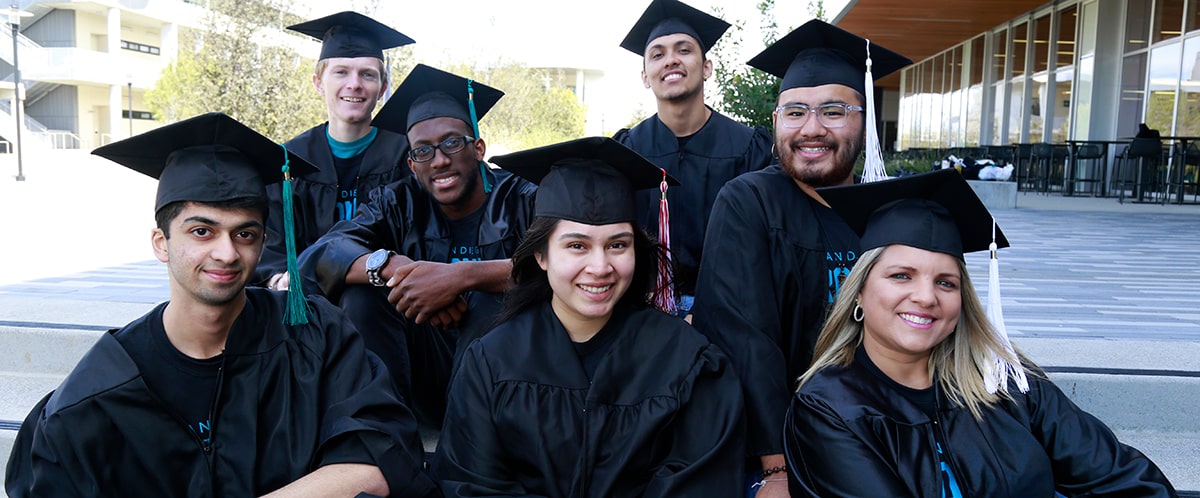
784, 169, 1176, 497
434, 137, 746, 497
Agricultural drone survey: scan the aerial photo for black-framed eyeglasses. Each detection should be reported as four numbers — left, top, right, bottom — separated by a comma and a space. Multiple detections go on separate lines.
409, 136, 476, 163
774, 103, 864, 129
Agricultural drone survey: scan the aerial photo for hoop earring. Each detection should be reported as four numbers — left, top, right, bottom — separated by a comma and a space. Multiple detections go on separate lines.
771, 142, 779, 159
853, 303, 864, 323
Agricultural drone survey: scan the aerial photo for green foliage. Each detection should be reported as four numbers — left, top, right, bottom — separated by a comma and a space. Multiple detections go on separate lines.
709, 1, 781, 129
437, 60, 587, 151
145, 0, 331, 142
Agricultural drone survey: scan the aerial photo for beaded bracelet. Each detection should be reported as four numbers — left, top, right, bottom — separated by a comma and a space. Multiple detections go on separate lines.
761, 465, 788, 479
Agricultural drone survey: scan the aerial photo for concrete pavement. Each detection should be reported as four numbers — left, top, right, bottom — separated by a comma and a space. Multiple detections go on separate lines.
1, 152, 1198, 491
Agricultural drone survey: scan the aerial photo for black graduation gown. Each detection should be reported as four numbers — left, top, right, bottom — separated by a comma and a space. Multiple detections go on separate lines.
615, 110, 772, 294
785, 351, 1177, 497
692, 164, 858, 458
259, 123, 411, 286
299, 167, 536, 301
5, 289, 438, 498
435, 303, 746, 498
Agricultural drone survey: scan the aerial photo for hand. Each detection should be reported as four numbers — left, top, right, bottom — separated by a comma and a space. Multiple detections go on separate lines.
387, 261, 469, 324
427, 297, 469, 329
753, 478, 789, 498
267, 272, 290, 291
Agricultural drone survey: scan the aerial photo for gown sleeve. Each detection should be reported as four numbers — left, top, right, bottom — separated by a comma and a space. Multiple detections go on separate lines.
1023, 375, 1177, 496
693, 179, 791, 457
435, 341, 550, 498
309, 298, 440, 498
299, 185, 401, 298
784, 392, 912, 498
641, 344, 746, 497
7, 393, 86, 498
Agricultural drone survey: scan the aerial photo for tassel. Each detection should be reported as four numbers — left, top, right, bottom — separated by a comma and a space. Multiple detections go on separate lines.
466, 79, 493, 194
861, 39, 889, 183
985, 218, 1027, 393
652, 168, 677, 315
279, 144, 310, 325
381, 54, 393, 103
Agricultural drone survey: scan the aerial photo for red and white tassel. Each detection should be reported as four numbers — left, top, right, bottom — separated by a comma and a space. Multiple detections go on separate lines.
861, 38, 889, 183
653, 168, 677, 315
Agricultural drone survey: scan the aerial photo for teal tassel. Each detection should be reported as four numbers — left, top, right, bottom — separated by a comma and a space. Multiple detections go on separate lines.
279, 144, 310, 325
467, 79, 493, 194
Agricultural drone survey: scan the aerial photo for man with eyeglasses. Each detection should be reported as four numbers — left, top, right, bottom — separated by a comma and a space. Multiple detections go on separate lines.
257, 12, 414, 294
614, 0, 772, 321
692, 20, 910, 497
300, 64, 536, 430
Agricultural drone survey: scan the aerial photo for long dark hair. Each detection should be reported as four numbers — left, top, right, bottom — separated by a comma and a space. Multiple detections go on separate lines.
497, 216, 673, 325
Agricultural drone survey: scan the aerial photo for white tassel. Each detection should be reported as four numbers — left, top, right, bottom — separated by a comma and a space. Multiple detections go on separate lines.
985, 219, 1028, 393
861, 39, 889, 183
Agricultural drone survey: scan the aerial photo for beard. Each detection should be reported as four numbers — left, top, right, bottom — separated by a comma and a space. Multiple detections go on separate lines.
776, 133, 864, 188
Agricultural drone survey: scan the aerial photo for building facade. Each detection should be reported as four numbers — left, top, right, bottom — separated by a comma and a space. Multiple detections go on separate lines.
875, 0, 1199, 149
0, 0, 209, 152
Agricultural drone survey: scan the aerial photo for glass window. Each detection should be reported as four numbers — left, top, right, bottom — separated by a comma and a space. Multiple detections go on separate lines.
1188, 0, 1200, 34
1117, 53, 1149, 139
1175, 36, 1199, 136
1034, 13, 1051, 74
1147, 43, 1182, 133
1012, 22, 1028, 78
1009, 79, 1025, 143
992, 29, 1008, 82
1152, 0, 1186, 44
1126, 0, 1152, 52
1071, 2, 1098, 140
1051, 6, 1079, 142
967, 36, 985, 145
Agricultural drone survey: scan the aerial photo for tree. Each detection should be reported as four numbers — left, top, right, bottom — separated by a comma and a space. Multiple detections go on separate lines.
438, 60, 587, 152
146, 0, 341, 142
709, 0, 781, 129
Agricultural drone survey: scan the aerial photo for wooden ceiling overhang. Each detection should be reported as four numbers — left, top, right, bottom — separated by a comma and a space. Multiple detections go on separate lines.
833, 0, 1051, 88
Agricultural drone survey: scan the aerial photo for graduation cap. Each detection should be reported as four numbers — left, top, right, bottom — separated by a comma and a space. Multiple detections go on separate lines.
818, 168, 1028, 394
619, 0, 731, 55
373, 64, 504, 192
490, 136, 678, 225
287, 11, 414, 61
491, 136, 681, 313
749, 19, 912, 183
92, 112, 317, 325
816, 168, 1006, 257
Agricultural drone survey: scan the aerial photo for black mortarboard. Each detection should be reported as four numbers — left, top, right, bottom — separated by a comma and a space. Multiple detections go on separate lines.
92, 112, 315, 212
816, 169, 1008, 258
490, 137, 679, 225
620, 0, 730, 55
93, 112, 318, 324
747, 19, 910, 95
372, 64, 503, 135
287, 11, 414, 61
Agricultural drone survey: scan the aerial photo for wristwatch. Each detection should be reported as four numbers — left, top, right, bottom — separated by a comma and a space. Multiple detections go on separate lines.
365, 249, 395, 287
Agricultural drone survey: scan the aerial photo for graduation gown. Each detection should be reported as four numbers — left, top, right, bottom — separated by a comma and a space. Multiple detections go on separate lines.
692, 165, 858, 458
259, 123, 411, 286
785, 350, 1177, 497
5, 289, 438, 498
615, 110, 772, 294
300, 167, 536, 300
435, 303, 745, 498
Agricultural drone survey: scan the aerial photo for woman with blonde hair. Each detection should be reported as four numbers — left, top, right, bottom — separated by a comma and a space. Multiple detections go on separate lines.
784, 169, 1175, 497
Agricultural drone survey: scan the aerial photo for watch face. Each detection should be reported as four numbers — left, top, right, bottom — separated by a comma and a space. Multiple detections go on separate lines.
367, 249, 390, 270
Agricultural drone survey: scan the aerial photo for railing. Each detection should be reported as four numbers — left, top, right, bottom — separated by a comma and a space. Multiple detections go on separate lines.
36, 130, 80, 149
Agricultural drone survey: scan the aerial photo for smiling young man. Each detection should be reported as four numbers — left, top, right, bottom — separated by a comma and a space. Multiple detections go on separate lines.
256, 12, 415, 292
6, 113, 437, 498
299, 64, 537, 430
690, 20, 911, 498
614, 0, 772, 320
